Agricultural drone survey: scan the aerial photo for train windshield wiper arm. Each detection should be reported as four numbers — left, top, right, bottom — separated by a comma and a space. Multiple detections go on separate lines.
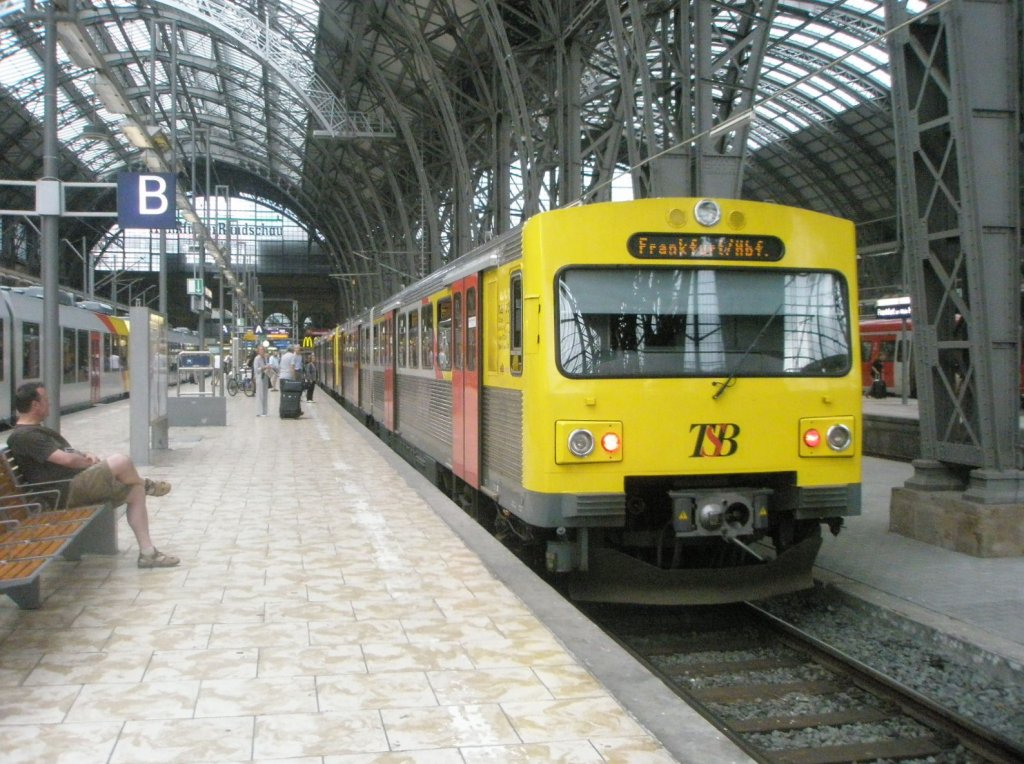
712, 303, 784, 400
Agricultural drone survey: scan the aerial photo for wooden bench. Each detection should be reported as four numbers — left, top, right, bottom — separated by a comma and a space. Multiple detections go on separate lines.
0, 447, 118, 609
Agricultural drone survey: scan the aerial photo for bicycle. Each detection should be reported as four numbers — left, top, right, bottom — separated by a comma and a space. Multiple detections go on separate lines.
226, 369, 256, 397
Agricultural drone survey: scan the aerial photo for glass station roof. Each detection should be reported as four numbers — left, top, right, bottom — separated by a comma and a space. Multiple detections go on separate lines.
0, 1, 917, 182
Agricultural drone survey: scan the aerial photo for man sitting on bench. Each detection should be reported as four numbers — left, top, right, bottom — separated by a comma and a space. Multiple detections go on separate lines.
7, 382, 180, 569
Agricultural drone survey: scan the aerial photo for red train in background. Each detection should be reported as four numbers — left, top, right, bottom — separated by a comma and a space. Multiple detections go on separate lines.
860, 317, 1023, 403
859, 318, 914, 397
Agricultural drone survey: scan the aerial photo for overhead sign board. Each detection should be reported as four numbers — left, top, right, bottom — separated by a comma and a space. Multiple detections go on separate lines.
875, 296, 912, 319
117, 172, 177, 229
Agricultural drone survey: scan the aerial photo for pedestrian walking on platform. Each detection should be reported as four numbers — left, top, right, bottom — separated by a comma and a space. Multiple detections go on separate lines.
253, 345, 270, 416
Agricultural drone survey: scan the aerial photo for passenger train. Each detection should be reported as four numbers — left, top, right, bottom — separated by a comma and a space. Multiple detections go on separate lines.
315, 198, 863, 604
0, 289, 198, 425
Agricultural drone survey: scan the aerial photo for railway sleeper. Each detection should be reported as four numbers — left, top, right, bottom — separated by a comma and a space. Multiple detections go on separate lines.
729, 707, 892, 733
768, 737, 944, 764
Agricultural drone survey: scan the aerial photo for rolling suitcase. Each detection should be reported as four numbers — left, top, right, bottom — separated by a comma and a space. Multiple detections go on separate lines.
279, 379, 304, 418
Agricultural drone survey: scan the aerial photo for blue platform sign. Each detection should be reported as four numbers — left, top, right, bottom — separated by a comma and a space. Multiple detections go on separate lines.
117, 172, 177, 229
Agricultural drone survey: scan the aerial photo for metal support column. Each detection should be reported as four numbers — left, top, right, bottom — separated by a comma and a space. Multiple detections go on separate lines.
40, 1, 61, 429
886, 0, 1022, 502
691, 0, 775, 199
556, 37, 583, 206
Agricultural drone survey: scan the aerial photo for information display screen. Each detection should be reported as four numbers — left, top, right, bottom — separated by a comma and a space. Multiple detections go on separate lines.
627, 233, 785, 262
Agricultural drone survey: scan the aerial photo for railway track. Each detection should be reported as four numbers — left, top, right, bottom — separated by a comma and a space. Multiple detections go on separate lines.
586, 603, 1024, 764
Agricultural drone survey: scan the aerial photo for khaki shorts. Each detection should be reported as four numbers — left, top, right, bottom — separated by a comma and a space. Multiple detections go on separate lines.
67, 462, 132, 508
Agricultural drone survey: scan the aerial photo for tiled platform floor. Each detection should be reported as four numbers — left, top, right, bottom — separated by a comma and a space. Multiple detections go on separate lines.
0, 391, 745, 764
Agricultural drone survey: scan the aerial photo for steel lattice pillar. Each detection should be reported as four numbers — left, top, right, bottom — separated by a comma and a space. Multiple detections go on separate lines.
886, 1, 1023, 511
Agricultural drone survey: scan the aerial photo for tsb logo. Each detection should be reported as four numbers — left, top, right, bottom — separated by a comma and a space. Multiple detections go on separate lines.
689, 423, 740, 457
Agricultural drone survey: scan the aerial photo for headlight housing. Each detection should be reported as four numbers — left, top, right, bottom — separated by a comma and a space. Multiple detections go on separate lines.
567, 429, 595, 457
799, 416, 856, 457
556, 421, 624, 463
694, 199, 722, 227
826, 424, 852, 452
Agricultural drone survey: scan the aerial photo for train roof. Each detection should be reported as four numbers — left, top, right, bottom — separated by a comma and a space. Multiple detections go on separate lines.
372, 227, 523, 316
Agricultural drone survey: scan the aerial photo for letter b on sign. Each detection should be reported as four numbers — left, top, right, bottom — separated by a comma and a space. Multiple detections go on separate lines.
117, 172, 177, 229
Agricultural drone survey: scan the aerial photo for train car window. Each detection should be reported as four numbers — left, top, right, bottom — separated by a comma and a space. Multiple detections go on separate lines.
510, 272, 523, 376
104, 334, 114, 371
0, 319, 4, 381
77, 331, 89, 383
556, 268, 851, 378
466, 287, 477, 373
114, 334, 128, 371
437, 297, 453, 370
384, 316, 394, 367
408, 309, 419, 369
22, 322, 40, 379
453, 293, 463, 370
421, 305, 433, 368
62, 329, 76, 384
397, 313, 407, 368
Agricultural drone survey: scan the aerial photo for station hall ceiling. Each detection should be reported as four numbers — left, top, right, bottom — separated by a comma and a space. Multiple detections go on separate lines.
0, 0, 925, 314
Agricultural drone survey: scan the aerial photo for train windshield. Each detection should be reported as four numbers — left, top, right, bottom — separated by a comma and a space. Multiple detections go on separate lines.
557, 267, 851, 378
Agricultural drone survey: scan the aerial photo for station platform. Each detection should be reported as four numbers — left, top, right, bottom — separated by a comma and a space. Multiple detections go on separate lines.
2, 391, 1021, 763
0, 391, 746, 764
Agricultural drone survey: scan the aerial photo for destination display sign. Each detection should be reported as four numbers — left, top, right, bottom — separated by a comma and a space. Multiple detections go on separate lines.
627, 233, 785, 262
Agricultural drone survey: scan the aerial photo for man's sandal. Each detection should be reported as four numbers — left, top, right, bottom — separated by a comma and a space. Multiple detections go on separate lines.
144, 478, 172, 497
138, 549, 180, 568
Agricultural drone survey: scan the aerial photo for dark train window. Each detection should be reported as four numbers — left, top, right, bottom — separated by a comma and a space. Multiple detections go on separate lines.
22, 321, 40, 379
77, 330, 89, 382
397, 313, 407, 368
0, 318, 5, 381
466, 287, 477, 373
62, 328, 76, 384
421, 304, 433, 368
510, 272, 523, 376
408, 309, 419, 369
437, 297, 452, 371
453, 292, 463, 370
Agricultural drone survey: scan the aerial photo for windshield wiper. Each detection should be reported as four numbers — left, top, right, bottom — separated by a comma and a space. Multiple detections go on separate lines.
712, 304, 784, 400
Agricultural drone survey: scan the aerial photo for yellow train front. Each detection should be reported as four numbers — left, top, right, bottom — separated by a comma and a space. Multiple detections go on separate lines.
333, 197, 862, 605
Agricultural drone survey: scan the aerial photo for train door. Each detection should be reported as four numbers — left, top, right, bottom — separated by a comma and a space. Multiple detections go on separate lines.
360, 323, 371, 412
90, 332, 102, 403
451, 275, 480, 487
383, 311, 396, 431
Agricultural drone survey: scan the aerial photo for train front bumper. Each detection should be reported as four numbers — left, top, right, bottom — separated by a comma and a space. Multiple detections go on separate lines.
564, 535, 822, 606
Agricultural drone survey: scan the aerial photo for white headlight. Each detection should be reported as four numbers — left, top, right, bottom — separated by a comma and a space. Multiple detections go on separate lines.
694, 199, 722, 227
827, 424, 852, 451
568, 429, 595, 457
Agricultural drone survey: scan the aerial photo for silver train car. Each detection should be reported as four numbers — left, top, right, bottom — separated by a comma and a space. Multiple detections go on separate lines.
0, 289, 198, 424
